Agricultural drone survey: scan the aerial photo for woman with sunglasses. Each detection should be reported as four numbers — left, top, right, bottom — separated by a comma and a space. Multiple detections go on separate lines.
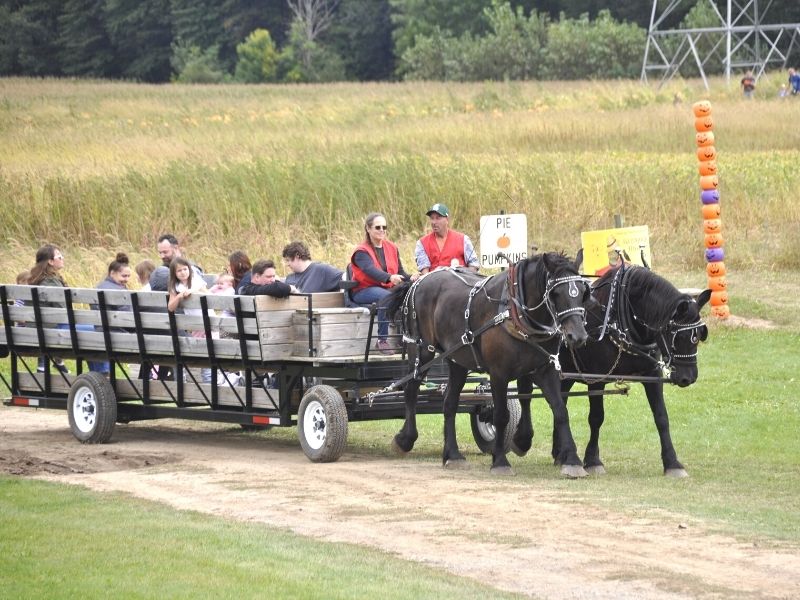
350, 212, 417, 354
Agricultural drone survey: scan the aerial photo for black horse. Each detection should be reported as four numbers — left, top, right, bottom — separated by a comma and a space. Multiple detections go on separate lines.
512, 264, 710, 477
383, 253, 591, 477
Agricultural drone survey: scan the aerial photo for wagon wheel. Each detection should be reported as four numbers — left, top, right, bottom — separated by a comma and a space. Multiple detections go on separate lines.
470, 398, 521, 454
67, 372, 117, 444
297, 385, 348, 463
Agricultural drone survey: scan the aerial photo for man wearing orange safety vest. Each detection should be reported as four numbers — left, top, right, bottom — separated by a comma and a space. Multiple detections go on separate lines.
414, 203, 480, 274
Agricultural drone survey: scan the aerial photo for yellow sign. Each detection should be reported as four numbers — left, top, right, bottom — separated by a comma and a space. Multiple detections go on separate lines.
580, 226, 651, 276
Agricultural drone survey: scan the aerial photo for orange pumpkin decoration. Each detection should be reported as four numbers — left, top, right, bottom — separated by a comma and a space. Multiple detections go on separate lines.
711, 304, 730, 319
700, 175, 719, 190
497, 234, 510, 249
708, 275, 727, 291
706, 261, 726, 277
710, 290, 728, 306
694, 116, 713, 132
696, 131, 715, 147
696, 146, 717, 162
692, 100, 712, 117
702, 203, 721, 219
698, 160, 717, 176
705, 233, 724, 248
703, 218, 722, 233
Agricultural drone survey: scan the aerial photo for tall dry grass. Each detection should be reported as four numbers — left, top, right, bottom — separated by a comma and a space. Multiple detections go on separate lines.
1, 76, 798, 287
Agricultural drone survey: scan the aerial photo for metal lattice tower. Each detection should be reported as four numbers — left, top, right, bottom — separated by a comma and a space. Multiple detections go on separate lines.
642, 0, 800, 89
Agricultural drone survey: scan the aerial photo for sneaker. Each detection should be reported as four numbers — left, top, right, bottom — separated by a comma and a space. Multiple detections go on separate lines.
376, 339, 394, 355
55, 363, 70, 375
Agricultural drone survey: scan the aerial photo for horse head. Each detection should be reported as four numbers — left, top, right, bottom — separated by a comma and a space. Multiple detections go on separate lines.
663, 288, 710, 386
528, 252, 589, 349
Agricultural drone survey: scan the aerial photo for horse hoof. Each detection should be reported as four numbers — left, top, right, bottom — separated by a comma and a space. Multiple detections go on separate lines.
561, 464, 588, 478
391, 438, 409, 455
490, 465, 515, 476
665, 468, 689, 478
444, 458, 469, 470
585, 465, 606, 476
510, 441, 528, 457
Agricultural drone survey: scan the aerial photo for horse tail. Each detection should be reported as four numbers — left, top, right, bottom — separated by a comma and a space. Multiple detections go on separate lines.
380, 280, 413, 321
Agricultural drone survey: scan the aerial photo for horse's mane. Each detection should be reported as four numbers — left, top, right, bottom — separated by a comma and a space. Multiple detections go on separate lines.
595, 265, 684, 329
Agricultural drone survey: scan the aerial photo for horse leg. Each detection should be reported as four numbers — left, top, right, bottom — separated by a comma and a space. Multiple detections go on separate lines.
538, 371, 587, 478
511, 375, 534, 457
442, 363, 469, 468
552, 381, 572, 464
489, 375, 514, 475
643, 381, 688, 477
583, 384, 606, 475
392, 350, 431, 454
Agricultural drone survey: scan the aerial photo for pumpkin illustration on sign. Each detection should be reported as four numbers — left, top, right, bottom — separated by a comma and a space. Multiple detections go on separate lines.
497, 234, 511, 249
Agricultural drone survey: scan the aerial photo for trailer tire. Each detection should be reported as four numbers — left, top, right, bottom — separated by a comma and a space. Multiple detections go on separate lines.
470, 398, 521, 454
298, 385, 347, 463
67, 372, 117, 444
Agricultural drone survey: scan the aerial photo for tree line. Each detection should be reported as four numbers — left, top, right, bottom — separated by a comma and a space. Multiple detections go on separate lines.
2, 0, 799, 83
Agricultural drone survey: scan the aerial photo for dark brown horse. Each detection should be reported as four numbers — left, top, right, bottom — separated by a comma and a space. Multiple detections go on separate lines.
512, 264, 710, 476
383, 253, 590, 477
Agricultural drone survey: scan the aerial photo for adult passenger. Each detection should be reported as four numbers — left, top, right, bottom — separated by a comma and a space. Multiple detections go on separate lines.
157, 233, 204, 277
239, 260, 293, 298
414, 203, 479, 274
92, 252, 134, 374
350, 212, 417, 354
282, 241, 343, 293
228, 250, 252, 293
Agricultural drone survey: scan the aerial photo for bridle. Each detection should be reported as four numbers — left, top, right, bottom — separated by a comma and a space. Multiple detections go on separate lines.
505, 260, 588, 342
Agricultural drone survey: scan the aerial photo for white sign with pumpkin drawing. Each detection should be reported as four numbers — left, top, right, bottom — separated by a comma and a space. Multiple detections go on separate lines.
479, 213, 528, 269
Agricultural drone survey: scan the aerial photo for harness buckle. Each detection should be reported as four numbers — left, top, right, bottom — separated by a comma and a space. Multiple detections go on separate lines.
461, 331, 475, 346
550, 353, 562, 372
494, 310, 509, 325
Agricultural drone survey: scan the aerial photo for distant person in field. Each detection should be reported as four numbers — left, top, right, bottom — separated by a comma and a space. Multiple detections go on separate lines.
157, 233, 203, 277
740, 70, 755, 98
228, 250, 252, 293
282, 241, 343, 293
239, 259, 293, 297
350, 212, 417, 354
414, 203, 479, 274
789, 68, 800, 95
135, 259, 156, 291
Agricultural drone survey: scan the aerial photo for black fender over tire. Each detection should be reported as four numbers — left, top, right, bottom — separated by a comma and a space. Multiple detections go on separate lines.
67, 372, 117, 444
297, 385, 348, 463
470, 398, 522, 454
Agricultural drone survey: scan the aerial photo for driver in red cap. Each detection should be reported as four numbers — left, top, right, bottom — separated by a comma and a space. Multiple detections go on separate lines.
414, 203, 479, 275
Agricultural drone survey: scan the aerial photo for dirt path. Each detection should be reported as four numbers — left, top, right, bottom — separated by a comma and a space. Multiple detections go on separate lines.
1, 405, 798, 600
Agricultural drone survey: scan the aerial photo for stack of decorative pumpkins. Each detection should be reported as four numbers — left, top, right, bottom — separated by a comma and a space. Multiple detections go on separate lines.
693, 100, 730, 319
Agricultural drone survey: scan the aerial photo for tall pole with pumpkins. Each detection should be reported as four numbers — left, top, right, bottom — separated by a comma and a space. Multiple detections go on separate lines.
693, 100, 730, 319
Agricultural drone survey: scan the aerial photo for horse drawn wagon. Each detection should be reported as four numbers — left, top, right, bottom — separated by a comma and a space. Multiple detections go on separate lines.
0, 283, 518, 462
1, 256, 708, 475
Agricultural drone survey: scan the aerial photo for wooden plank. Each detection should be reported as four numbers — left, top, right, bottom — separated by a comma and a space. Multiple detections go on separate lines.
15, 372, 279, 410
258, 326, 294, 344
260, 344, 294, 360
255, 310, 295, 329
1, 285, 256, 313
292, 321, 374, 342
5, 305, 258, 335
293, 339, 372, 358
254, 292, 344, 311
0, 327, 262, 361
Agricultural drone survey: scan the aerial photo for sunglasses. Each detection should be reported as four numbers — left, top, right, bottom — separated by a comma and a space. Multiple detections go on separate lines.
373, 225, 388, 231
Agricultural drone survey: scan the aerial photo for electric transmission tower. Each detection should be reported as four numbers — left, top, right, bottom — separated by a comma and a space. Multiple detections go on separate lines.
642, 0, 800, 89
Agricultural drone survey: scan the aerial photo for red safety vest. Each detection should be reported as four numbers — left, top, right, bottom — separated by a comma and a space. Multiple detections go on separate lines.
419, 230, 465, 270
351, 241, 400, 293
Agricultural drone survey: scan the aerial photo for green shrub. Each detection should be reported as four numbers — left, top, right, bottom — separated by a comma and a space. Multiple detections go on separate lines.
234, 29, 279, 83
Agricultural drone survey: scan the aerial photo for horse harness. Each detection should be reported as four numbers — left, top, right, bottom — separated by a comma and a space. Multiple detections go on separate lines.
588, 265, 706, 378
401, 264, 587, 378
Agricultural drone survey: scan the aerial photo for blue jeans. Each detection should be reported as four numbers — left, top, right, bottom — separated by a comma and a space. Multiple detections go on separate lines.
351, 286, 392, 340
